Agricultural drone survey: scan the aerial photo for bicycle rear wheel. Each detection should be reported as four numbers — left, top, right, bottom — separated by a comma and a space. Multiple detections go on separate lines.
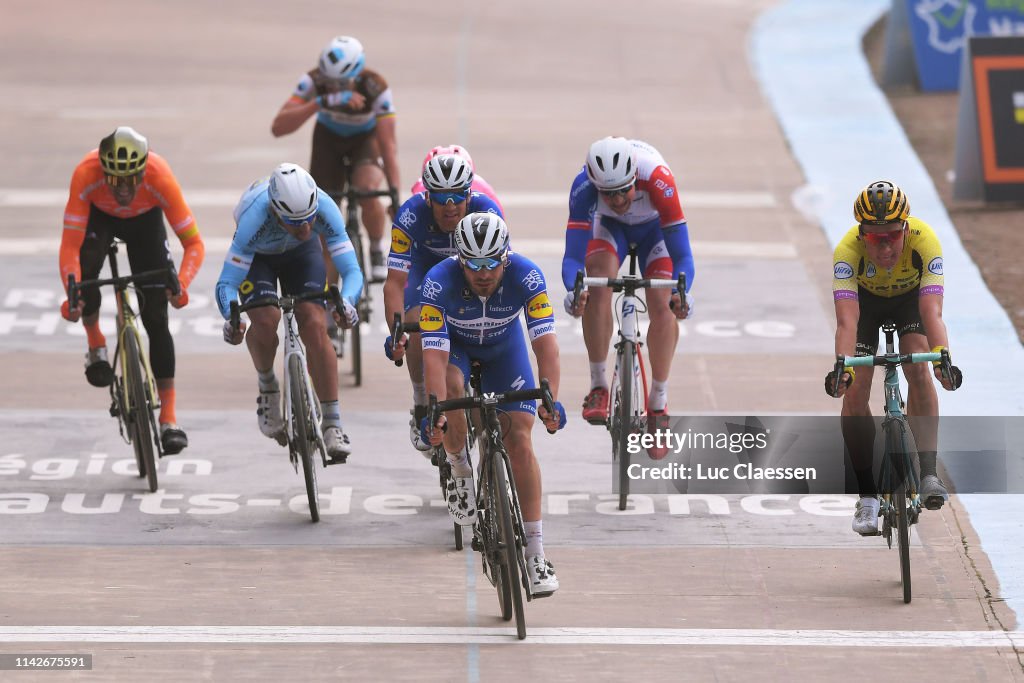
494, 451, 526, 639
346, 215, 366, 388
614, 340, 638, 511
125, 332, 158, 493
290, 355, 320, 523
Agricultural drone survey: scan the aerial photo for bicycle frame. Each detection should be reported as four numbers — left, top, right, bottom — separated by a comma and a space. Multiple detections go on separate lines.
280, 300, 327, 468
574, 244, 683, 509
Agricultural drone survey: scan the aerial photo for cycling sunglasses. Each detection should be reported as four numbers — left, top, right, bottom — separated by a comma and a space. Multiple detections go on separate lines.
860, 222, 905, 246
280, 213, 315, 227
461, 256, 502, 272
104, 173, 142, 189
429, 189, 471, 205
599, 185, 632, 198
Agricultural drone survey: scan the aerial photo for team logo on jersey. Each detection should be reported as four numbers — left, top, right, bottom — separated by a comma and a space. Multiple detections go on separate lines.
527, 293, 553, 319
834, 262, 854, 279
866, 262, 876, 278
421, 277, 442, 301
928, 257, 943, 275
522, 269, 544, 292
420, 304, 444, 332
398, 208, 417, 229
391, 228, 411, 254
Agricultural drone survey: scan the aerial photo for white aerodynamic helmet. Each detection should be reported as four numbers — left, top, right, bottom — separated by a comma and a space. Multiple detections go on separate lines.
422, 154, 475, 193
455, 212, 509, 261
268, 163, 318, 221
585, 136, 638, 191
319, 36, 365, 80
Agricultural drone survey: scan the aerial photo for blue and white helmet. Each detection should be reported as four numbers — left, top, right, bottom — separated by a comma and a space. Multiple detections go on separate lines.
455, 212, 509, 260
268, 163, 318, 221
319, 36, 365, 80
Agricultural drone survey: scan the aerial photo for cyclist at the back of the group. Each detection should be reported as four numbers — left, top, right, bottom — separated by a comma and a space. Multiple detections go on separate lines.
383, 154, 503, 452
409, 145, 504, 214
417, 212, 566, 597
215, 163, 363, 463
270, 35, 399, 283
59, 126, 205, 455
560, 136, 694, 458
826, 180, 961, 536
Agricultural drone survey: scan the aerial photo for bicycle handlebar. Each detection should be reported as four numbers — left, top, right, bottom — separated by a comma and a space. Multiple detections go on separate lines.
831, 347, 961, 396
575, 269, 684, 295
428, 378, 556, 436
390, 313, 420, 367
229, 286, 344, 335
68, 266, 179, 311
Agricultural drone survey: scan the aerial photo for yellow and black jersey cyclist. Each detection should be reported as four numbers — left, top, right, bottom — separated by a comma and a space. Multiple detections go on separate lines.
826, 180, 962, 537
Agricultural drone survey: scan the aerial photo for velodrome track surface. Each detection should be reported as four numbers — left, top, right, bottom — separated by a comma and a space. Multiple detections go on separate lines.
1, 0, 1021, 680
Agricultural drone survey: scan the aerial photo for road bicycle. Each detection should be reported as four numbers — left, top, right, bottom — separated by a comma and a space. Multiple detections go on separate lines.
573, 244, 684, 510
328, 167, 396, 387
68, 240, 179, 493
429, 370, 556, 640
230, 286, 347, 523
831, 320, 960, 603
390, 314, 476, 551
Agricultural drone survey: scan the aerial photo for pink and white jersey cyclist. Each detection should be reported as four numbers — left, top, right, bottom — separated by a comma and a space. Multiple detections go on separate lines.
410, 145, 504, 214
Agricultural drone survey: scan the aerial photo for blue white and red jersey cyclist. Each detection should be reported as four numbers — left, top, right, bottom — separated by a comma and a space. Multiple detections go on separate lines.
414, 211, 565, 598
384, 153, 503, 452
215, 163, 363, 463
560, 137, 695, 459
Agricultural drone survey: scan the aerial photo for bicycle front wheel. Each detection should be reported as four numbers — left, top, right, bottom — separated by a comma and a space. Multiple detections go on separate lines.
124, 332, 158, 493
895, 484, 911, 603
289, 355, 320, 523
346, 217, 366, 388
494, 451, 526, 639
614, 340, 638, 511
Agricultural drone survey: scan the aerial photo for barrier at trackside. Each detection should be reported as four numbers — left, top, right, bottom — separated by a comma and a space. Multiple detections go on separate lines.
954, 36, 1024, 202
889, 0, 1024, 92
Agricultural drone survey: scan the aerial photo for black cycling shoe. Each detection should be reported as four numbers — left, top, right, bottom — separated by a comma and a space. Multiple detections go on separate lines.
160, 424, 188, 455
85, 348, 114, 387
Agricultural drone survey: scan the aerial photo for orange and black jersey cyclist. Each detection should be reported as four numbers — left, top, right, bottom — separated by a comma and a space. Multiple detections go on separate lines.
58, 127, 204, 454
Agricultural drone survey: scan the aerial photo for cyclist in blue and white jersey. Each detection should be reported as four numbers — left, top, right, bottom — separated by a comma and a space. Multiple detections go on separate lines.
215, 163, 363, 463
417, 212, 566, 597
384, 154, 503, 452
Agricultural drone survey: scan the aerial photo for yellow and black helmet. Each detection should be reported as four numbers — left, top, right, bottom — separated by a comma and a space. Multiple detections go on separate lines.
853, 180, 910, 225
98, 126, 149, 177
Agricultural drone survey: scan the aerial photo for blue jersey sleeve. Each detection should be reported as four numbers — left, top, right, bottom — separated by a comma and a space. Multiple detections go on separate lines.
417, 260, 458, 354
561, 168, 597, 291
315, 190, 364, 307
214, 203, 263, 319
509, 254, 556, 341
663, 222, 695, 292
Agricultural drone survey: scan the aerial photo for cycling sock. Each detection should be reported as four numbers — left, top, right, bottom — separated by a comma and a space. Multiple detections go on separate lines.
446, 447, 472, 477
918, 451, 937, 478
589, 362, 607, 390
854, 467, 877, 498
257, 369, 279, 393
412, 381, 427, 407
524, 520, 543, 557
321, 400, 342, 430
84, 321, 106, 350
649, 379, 669, 412
158, 387, 176, 425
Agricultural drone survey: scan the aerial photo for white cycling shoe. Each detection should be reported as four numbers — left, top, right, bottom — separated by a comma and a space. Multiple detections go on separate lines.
257, 391, 287, 446
526, 554, 559, 597
852, 496, 880, 536
445, 472, 476, 526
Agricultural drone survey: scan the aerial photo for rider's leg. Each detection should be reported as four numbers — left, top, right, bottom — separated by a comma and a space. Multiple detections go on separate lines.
441, 364, 469, 472
295, 301, 338, 405
581, 249, 617, 378
644, 287, 677, 411
506, 411, 543, 523
245, 305, 283, 377
352, 163, 387, 246
900, 331, 944, 505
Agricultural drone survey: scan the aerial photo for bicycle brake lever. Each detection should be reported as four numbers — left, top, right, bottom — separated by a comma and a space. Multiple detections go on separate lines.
229, 301, 240, 335
391, 313, 405, 367
67, 274, 79, 311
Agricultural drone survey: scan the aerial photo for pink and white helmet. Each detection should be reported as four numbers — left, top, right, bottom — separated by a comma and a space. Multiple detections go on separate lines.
421, 145, 475, 173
